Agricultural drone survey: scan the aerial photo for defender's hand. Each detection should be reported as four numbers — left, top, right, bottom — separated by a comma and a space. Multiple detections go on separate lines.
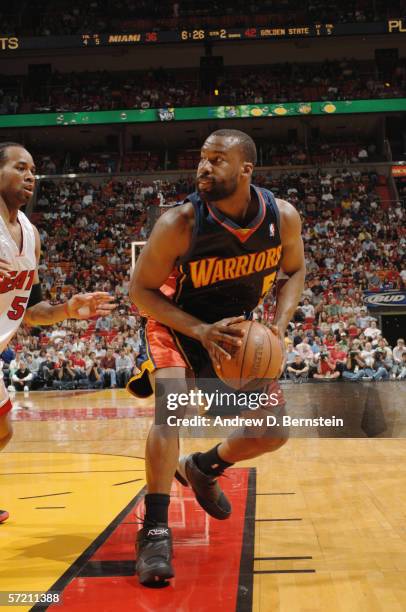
66, 292, 116, 319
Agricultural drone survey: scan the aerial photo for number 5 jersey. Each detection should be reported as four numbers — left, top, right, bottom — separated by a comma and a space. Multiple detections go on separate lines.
0, 210, 36, 353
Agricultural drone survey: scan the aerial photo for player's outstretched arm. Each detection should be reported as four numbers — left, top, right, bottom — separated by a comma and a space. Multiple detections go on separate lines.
129, 205, 244, 366
23, 225, 116, 326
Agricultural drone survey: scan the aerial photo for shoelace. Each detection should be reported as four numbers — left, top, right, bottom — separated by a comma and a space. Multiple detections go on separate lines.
134, 512, 150, 527
207, 470, 230, 485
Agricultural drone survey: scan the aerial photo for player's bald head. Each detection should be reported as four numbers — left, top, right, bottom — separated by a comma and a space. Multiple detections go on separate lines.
205, 129, 257, 165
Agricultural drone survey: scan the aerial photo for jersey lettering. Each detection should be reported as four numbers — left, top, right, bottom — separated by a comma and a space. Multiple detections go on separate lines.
0, 269, 36, 294
7, 296, 29, 320
189, 246, 282, 289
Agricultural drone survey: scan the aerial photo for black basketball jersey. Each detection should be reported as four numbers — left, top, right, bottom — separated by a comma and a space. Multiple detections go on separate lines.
166, 185, 282, 323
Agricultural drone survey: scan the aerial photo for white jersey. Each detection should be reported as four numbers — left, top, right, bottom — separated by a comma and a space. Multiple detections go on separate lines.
0, 211, 36, 353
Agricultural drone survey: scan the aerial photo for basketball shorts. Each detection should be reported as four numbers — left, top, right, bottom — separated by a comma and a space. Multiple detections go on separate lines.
127, 318, 285, 415
0, 379, 12, 418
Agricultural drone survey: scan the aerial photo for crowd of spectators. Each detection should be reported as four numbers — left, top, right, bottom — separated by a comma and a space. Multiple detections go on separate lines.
2, 60, 405, 116
253, 167, 406, 382
261, 142, 383, 166
2, 0, 403, 36
10, 139, 382, 179
281, 333, 406, 383
0, 165, 404, 392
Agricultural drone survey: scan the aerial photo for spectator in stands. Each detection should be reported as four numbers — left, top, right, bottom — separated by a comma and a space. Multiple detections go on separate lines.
8, 352, 21, 382
364, 319, 381, 341
11, 362, 33, 393
360, 341, 375, 367
96, 315, 113, 332
86, 358, 104, 389
38, 353, 56, 387
342, 348, 373, 381
313, 352, 341, 380
287, 355, 309, 383
328, 342, 348, 374
392, 338, 406, 377
100, 348, 117, 388
371, 349, 390, 381
115, 348, 132, 387
285, 341, 299, 366
295, 337, 315, 364
71, 350, 86, 378
301, 297, 315, 319
54, 359, 76, 388
397, 352, 406, 380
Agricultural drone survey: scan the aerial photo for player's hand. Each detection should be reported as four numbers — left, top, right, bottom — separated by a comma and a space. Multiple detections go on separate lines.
199, 315, 246, 371
0, 257, 13, 279
269, 324, 286, 378
66, 292, 116, 319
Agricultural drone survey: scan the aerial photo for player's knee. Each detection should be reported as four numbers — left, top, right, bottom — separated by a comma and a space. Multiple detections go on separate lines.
252, 436, 288, 454
154, 373, 190, 420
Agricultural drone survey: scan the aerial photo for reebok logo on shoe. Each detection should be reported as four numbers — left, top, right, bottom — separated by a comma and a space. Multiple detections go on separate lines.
147, 528, 169, 537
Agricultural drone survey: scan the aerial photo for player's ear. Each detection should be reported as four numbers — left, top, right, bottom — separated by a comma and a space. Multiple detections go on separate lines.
242, 161, 254, 178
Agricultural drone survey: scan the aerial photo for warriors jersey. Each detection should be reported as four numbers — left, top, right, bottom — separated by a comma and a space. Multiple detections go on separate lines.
127, 185, 285, 400
164, 184, 282, 323
0, 211, 36, 353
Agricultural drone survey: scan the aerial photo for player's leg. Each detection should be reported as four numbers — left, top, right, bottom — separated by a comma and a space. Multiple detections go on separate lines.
0, 382, 13, 523
128, 318, 195, 585
135, 366, 191, 585
214, 402, 288, 462
145, 366, 190, 497
176, 382, 288, 516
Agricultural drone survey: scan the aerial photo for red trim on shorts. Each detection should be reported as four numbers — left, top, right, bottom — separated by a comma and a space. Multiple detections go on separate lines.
0, 399, 12, 417
145, 319, 189, 370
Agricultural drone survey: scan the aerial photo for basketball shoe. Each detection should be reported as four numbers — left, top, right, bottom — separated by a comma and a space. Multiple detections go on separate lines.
175, 453, 231, 520
135, 522, 174, 586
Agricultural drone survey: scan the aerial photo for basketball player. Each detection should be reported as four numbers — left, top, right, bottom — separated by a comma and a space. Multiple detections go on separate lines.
0, 142, 115, 523
128, 129, 305, 585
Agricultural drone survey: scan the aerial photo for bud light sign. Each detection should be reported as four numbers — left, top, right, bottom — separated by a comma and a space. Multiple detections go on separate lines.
364, 291, 406, 308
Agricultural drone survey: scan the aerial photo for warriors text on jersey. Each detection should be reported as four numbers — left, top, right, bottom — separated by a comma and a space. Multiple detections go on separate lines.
163, 185, 282, 323
0, 211, 36, 353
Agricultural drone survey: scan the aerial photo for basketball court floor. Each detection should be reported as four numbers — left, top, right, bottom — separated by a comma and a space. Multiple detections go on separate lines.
1, 384, 406, 611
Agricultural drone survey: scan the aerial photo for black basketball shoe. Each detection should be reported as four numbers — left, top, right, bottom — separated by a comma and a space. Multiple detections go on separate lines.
0, 509, 9, 523
175, 453, 231, 520
135, 522, 174, 586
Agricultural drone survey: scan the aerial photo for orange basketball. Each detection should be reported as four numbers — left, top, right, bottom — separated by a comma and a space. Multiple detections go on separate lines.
216, 321, 283, 390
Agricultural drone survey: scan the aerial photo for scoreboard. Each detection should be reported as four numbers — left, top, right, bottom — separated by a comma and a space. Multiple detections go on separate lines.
1, 20, 405, 52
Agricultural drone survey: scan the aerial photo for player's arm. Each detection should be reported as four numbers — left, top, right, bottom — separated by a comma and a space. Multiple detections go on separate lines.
129, 205, 244, 366
272, 199, 306, 335
23, 225, 115, 326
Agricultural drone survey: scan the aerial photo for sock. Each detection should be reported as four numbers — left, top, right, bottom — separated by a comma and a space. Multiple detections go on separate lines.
195, 444, 234, 476
144, 493, 170, 526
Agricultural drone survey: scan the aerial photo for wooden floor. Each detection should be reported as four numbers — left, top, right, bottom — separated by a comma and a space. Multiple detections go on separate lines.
1, 387, 406, 612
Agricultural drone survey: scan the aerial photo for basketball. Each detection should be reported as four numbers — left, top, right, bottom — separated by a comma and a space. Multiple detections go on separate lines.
217, 321, 283, 389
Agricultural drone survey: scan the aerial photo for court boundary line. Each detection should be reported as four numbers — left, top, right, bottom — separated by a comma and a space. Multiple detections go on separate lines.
236, 467, 256, 612
30, 486, 146, 611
